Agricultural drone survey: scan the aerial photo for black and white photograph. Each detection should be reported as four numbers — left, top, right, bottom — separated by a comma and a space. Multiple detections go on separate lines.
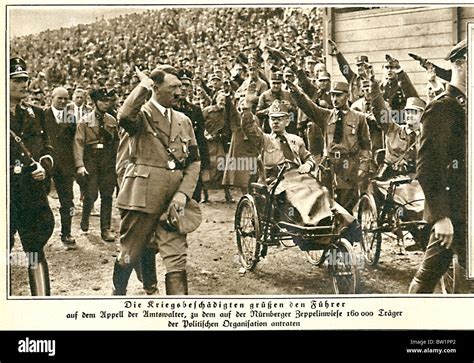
4, 4, 474, 361
6, 4, 474, 299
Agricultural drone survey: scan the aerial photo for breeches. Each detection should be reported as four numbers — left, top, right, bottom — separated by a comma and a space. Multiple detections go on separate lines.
117, 209, 187, 272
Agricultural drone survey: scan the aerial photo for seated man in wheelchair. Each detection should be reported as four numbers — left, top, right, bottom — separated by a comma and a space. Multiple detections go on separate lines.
241, 99, 361, 244
368, 75, 428, 248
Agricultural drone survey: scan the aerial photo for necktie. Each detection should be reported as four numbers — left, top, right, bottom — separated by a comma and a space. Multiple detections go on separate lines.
277, 135, 295, 162
164, 108, 170, 123
56, 110, 63, 123
333, 110, 344, 144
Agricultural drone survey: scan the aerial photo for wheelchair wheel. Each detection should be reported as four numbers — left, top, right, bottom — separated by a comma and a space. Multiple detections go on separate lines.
235, 197, 261, 270
357, 194, 382, 266
440, 254, 459, 294
328, 238, 359, 294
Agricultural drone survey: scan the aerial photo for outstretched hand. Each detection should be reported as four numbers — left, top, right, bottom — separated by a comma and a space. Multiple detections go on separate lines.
135, 66, 153, 88
328, 39, 339, 54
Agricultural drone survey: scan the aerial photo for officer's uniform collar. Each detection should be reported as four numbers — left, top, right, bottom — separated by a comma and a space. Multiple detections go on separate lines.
446, 84, 466, 107
151, 98, 171, 120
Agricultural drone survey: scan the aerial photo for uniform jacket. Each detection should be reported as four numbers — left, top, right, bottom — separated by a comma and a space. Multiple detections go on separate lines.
43, 106, 77, 176
291, 88, 372, 189
416, 84, 466, 226
370, 81, 418, 167
116, 84, 201, 215
335, 52, 365, 104
240, 109, 315, 169
380, 71, 418, 111
10, 102, 53, 209
175, 100, 210, 170
234, 77, 268, 102
73, 110, 119, 170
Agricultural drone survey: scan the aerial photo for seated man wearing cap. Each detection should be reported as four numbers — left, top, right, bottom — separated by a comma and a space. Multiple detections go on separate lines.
368, 75, 428, 249
370, 77, 426, 180
74, 88, 119, 242
410, 39, 468, 293
10, 57, 55, 295
288, 80, 372, 212
241, 99, 360, 236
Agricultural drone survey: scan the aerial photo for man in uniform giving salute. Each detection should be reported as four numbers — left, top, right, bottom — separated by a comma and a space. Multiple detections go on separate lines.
112, 65, 201, 295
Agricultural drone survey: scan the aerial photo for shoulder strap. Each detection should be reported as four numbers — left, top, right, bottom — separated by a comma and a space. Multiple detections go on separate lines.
10, 129, 34, 161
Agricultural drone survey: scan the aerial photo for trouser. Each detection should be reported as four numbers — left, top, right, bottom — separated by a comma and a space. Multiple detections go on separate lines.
113, 209, 187, 294
81, 167, 116, 231
306, 122, 325, 157
335, 188, 359, 214
409, 225, 465, 293
54, 173, 75, 236
10, 203, 54, 296
192, 177, 203, 202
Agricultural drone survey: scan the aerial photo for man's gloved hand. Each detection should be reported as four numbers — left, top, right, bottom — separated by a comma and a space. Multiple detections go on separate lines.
31, 161, 46, 181
298, 163, 312, 174
433, 217, 454, 249
170, 191, 187, 213
77, 166, 89, 177
408, 53, 429, 68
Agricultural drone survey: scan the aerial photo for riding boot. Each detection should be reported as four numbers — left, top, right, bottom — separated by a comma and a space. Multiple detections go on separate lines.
112, 260, 133, 295
165, 270, 188, 295
140, 248, 158, 295
28, 252, 51, 296
59, 206, 73, 237
81, 200, 93, 232
203, 189, 209, 203
224, 187, 234, 203
100, 197, 114, 242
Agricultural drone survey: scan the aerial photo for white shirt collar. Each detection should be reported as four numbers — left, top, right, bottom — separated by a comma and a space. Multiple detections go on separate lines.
51, 106, 63, 120
151, 98, 170, 121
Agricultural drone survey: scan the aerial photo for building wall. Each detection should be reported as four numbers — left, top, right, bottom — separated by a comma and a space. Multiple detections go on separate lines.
326, 6, 473, 99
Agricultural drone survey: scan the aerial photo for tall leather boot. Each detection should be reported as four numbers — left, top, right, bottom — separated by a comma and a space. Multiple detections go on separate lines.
28, 252, 51, 296
81, 200, 92, 232
224, 186, 234, 204
140, 248, 158, 295
112, 260, 133, 295
100, 197, 114, 242
165, 271, 188, 295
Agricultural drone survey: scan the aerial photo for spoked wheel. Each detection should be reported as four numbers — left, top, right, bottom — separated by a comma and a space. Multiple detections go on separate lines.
327, 238, 359, 294
235, 197, 261, 270
357, 194, 382, 266
440, 254, 459, 294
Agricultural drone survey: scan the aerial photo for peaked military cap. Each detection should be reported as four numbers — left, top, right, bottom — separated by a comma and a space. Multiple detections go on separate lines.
10, 57, 29, 79
177, 68, 193, 81
445, 39, 467, 61
90, 87, 114, 102
405, 97, 426, 111
270, 71, 284, 82
355, 55, 370, 65
330, 81, 349, 94
268, 100, 290, 117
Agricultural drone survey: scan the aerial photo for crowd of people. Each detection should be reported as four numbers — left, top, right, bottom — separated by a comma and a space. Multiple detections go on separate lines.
9, 7, 467, 296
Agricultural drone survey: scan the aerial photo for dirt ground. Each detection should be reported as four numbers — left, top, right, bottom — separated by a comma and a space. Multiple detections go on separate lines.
10, 186, 472, 296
